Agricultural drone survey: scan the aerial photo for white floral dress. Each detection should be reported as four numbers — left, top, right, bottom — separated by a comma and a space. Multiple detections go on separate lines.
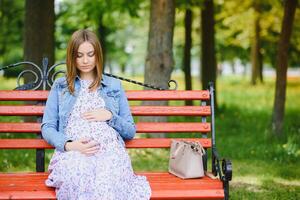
46, 79, 151, 200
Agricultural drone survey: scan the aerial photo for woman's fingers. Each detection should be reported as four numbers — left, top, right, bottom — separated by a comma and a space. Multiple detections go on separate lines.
82, 145, 100, 156
81, 112, 94, 119
84, 146, 100, 154
81, 112, 99, 121
81, 109, 107, 121
85, 140, 98, 148
78, 138, 90, 144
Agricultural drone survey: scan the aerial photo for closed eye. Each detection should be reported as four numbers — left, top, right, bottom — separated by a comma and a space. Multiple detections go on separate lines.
77, 53, 83, 58
88, 52, 95, 57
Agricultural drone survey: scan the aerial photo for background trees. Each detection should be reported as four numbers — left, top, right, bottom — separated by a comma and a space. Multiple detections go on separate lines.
0, 0, 299, 136
0, 1, 300, 198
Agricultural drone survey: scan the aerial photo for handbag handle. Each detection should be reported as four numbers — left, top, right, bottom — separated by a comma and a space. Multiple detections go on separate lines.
188, 141, 206, 156
171, 140, 205, 159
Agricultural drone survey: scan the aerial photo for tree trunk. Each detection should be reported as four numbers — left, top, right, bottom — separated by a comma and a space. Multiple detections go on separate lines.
98, 14, 107, 70
230, 61, 235, 74
272, 0, 297, 136
0, 0, 6, 59
201, 0, 217, 107
250, 2, 262, 85
258, 50, 263, 83
141, 0, 175, 137
24, 0, 54, 89
183, 7, 193, 106
121, 63, 126, 74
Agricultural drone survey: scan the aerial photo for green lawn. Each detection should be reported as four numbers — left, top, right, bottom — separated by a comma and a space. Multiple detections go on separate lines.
0, 75, 299, 199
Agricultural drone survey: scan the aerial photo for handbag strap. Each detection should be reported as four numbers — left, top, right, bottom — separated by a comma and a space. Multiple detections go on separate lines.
172, 140, 206, 157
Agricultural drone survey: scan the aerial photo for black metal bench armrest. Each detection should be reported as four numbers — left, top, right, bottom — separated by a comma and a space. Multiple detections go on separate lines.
212, 148, 232, 182
222, 159, 232, 181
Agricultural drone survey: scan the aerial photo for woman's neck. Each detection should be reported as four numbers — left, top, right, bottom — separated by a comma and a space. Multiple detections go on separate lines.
79, 73, 95, 81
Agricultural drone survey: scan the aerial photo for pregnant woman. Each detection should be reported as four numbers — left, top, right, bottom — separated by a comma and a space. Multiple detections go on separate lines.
41, 29, 151, 200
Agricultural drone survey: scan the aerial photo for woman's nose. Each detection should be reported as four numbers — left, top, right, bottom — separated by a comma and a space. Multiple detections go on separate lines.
83, 55, 88, 63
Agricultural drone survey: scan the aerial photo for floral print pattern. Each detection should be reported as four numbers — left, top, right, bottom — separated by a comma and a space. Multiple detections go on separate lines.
46, 79, 151, 200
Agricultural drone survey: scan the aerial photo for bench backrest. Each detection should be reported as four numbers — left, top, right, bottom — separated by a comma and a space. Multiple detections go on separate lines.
0, 89, 216, 172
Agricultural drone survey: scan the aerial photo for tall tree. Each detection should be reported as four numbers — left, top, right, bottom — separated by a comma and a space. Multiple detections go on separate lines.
24, 0, 54, 89
144, 0, 175, 89
251, 1, 263, 85
183, 5, 193, 106
201, 0, 217, 106
272, 0, 298, 136
142, 0, 175, 137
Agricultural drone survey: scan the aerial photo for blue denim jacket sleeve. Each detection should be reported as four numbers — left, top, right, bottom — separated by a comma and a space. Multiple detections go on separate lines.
41, 80, 67, 152
106, 81, 136, 140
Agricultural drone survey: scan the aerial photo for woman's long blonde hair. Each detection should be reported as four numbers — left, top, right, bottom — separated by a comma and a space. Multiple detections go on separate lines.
66, 29, 103, 94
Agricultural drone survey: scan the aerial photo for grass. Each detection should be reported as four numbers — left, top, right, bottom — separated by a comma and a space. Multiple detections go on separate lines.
0, 75, 300, 199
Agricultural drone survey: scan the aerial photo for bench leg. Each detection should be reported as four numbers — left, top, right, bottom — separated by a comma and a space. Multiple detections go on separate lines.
223, 180, 229, 200
36, 116, 45, 172
202, 153, 207, 171
36, 149, 45, 172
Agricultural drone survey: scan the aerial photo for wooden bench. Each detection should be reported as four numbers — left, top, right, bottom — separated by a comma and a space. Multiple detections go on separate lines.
0, 85, 232, 199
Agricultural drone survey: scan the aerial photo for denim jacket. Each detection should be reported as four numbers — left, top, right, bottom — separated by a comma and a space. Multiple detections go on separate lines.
41, 75, 136, 152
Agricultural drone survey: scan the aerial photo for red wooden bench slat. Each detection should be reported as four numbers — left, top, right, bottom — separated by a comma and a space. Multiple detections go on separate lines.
0, 182, 222, 191
137, 122, 211, 132
0, 123, 40, 133
0, 172, 224, 200
0, 91, 49, 101
151, 190, 224, 200
0, 90, 210, 101
0, 173, 222, 186
0, 122, 211, 133
126, 138, 211, 148
132, 106, 211, 116
0, 178, 222, 190
0, 105, 211, 116
127, 90, 210, 100
0, 106, 44, 116
0, 138, 211, 149
0, 191, 56, 200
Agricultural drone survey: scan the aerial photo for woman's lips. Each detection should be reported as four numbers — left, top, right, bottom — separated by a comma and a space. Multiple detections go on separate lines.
80, 66, 91, 68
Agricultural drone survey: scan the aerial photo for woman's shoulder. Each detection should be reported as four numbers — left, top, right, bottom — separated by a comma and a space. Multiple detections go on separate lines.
53, 77, 68, 88
102, 74, 121, 89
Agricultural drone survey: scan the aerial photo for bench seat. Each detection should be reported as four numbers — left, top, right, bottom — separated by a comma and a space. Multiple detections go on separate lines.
0, 173, 224, 200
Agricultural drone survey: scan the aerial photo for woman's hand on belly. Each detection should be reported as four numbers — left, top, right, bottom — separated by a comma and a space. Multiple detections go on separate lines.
81, 108, 112, 122
65, 138, 100, 156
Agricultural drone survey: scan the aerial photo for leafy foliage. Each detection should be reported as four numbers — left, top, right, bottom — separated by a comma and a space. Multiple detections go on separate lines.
215, 0, 300, 67
0, 0, 24, 67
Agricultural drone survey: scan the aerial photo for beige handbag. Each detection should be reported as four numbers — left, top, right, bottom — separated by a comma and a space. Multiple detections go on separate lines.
168, 140, 206, 179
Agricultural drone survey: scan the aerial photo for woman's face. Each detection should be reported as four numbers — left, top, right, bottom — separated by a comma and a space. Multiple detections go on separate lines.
76, 41, 96, 78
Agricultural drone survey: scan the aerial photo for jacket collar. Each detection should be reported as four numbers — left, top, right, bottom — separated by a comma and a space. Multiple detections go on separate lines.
75, 74, 108, 87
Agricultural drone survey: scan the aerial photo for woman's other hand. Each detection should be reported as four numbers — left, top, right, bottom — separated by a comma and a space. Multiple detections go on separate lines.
81, 108, 112, 122
65, 138, 100, 156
